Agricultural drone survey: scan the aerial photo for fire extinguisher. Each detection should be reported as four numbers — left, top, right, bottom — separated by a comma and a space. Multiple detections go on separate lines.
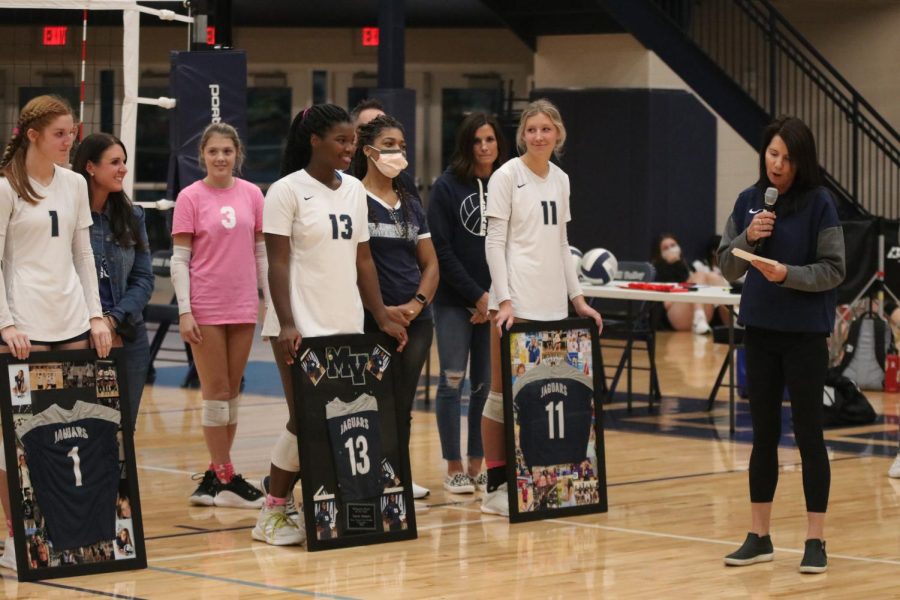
885, 351, 900, 393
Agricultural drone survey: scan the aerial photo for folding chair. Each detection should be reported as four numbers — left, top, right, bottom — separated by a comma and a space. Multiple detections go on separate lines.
589, 261, 662, 411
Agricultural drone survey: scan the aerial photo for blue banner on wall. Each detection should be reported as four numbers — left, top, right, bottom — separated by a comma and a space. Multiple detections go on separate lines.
167, 50, 247, 199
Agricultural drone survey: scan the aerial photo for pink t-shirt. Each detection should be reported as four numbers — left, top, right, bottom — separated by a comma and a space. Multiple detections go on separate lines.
172, 178, 264, 324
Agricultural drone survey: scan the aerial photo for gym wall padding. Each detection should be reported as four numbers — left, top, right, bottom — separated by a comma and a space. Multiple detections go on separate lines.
529, 88, 717, 266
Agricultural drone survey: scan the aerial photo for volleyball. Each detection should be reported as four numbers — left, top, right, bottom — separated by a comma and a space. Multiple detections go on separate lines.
580, 248, 618, 285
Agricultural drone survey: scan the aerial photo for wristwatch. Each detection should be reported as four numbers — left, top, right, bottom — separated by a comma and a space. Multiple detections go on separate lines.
414, 293, 428, 305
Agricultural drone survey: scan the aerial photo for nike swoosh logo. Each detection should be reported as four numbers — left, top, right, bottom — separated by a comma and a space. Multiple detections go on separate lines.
748, 208, 763, 214
516, 183, 527, 188
303, 195, 313, 201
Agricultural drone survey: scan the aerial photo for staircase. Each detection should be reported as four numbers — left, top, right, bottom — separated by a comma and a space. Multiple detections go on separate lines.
601, 0, 900, 218
483, 0, 900, 218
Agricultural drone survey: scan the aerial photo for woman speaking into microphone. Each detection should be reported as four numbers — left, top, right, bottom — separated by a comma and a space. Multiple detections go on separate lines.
717, 116, 845, 574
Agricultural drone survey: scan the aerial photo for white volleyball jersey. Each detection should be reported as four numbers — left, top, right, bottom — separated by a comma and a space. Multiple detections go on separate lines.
485, 158, 572, 320
262, 170, 369, 338
0, 165, 93, 340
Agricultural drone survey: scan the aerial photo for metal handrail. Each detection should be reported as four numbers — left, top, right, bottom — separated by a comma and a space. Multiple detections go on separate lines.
650, 0, 899, 216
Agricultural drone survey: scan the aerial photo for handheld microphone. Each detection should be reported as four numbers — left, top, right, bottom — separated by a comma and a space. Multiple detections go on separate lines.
756, 187, 778, 254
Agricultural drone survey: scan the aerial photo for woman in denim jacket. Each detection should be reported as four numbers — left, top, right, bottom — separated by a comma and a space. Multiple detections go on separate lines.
73, 133, 154, 427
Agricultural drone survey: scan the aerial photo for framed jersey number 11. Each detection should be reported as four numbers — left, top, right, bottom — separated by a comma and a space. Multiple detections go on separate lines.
501, 318, 608, 523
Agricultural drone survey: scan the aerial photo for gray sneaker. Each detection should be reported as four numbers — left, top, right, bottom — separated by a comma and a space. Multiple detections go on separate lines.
724, 533, 774, 566
799, 539, 827, 574
473, 472, 488, 492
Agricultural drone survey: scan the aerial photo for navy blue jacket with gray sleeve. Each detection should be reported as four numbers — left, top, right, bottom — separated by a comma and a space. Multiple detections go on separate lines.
717, 185, 845, 334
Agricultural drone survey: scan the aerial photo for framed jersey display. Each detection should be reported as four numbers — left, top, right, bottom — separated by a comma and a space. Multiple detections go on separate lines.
294, 332, 417, 551
501, 319, 608, 523
0, 349, 145, 582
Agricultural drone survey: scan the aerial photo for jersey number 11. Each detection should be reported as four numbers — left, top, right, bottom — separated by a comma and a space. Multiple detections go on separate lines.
545, 401, 565, 439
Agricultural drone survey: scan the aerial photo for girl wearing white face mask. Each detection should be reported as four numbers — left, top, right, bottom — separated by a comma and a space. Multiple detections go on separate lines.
350, 114, 439, 496
651, 233, 729, 334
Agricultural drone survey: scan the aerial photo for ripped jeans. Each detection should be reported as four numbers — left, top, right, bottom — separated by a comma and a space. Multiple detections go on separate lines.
433, 302, 491, 461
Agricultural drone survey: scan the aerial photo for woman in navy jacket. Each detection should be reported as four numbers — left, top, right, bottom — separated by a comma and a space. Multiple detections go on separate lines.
427, 113, 507, 494
718, 116, 845, 574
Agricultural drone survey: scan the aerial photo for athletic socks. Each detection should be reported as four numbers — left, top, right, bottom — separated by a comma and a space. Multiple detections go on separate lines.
486, 465, 506, 493
213, 462, 235, 484
265, 495, 287, 509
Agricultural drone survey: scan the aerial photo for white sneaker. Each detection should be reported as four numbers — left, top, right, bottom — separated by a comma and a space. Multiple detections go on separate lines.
473, 472, 488, 492
889, 452, 900, 478
443, 473, 475, 494
481, 483, 509, 516
412, 481, 430, 499
692, 311, 711, 335
251, 505, 306, 546
0, 537, 16, 572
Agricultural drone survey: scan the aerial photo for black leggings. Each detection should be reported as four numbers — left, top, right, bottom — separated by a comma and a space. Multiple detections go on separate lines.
744, 326, 830, 513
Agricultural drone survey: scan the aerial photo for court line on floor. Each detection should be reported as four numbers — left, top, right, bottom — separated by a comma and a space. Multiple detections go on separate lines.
547, 519, 900, 566
148, 566, 359, 600
136, 464, 194, 476
146, 525, 252, 541
1, 574, 146, 599
606, 454, 866, 488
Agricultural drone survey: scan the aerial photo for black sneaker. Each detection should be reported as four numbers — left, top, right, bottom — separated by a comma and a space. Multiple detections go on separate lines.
189, 470, 220, 506
724, 532, 774, 566
799, 539, 827, 574
260, 475, 300, 524
214, 474, 265, 509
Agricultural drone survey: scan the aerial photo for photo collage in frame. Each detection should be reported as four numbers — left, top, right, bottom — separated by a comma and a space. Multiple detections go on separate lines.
501, 319, 608, 523
0, 349, 145, 581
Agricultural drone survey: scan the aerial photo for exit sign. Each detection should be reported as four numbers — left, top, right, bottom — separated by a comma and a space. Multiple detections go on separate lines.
43, 26, 67, 46
361, 27, 379, 47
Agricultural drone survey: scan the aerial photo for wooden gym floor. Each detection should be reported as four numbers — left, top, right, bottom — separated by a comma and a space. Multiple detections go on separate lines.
1, 328, 898, 598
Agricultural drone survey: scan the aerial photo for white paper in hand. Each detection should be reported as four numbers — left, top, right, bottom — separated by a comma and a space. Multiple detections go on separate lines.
731, 247, 778, 266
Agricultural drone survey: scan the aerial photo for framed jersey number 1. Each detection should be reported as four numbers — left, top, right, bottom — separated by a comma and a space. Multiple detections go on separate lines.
501, 319, 608, 523
0, 349, 145, 582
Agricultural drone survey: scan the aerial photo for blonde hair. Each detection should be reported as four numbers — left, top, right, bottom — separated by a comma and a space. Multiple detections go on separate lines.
515, 98, 567, 157
0, 95, 74, 204
198, 122, 244, 174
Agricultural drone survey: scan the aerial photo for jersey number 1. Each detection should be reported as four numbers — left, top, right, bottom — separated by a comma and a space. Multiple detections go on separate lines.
67, 446, 83, 486
344, 435, 370, 476
49, 210, 59, 237
540, 201, 557, 225
545, 401, 565, 439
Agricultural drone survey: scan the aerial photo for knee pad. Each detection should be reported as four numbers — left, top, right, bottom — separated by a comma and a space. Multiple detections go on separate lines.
270, 430, 300, 472
201, 400, 230, 427
482, 391, 505, 424
227, 397, 240, 425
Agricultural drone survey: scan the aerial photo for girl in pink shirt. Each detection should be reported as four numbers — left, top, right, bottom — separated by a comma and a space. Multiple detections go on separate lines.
171, 123, 268, 509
